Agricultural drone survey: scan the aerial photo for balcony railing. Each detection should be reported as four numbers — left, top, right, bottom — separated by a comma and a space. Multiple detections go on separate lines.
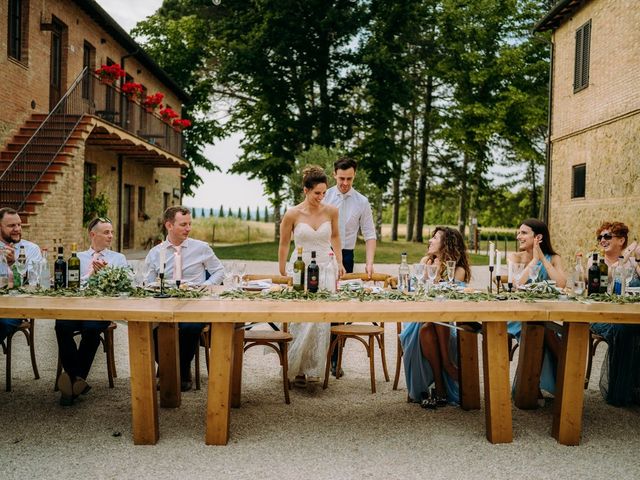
86, 74, 184, 157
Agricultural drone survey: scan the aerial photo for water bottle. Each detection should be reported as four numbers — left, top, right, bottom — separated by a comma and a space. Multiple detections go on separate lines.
398, 252, 410, 292
324, 252, 337, 293
39, 248, 51, 290
612, 256, 625, 295
0, 247, 9, 289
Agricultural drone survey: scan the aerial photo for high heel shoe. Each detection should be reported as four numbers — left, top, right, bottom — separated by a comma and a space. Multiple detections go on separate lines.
420, 391, 437, 410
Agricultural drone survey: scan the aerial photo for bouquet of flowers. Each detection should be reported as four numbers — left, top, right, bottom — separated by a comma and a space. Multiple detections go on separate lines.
172, 118, 192, 132
142, 92, 164, 112
121, 82, 144, 102
95, 64, 125, 85
86, 266, 133, 295
159, 107, 179, 123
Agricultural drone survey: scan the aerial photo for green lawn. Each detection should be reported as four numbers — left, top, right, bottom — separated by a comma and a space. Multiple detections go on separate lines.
214, 240, 489, 265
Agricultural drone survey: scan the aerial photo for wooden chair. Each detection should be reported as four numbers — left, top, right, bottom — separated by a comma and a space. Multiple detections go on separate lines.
196, 275, 294, 402
54, 322, 118, 390
323, 273, 396, 394
1, 318, 40, 392
585, 332, 607, 389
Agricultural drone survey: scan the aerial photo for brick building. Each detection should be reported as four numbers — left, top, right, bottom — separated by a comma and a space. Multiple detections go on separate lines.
536, 0, 640, 261
0, 0, 189, 253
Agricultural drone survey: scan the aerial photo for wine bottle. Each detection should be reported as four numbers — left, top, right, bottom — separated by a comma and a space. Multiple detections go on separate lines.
307, 250, 319, 293
39, 248, 51, 290
587, 253, 600, 295
54, 246, 67, 289
293, 246, 305, 291
598, 257, 609, 294
67, 242, 81, 289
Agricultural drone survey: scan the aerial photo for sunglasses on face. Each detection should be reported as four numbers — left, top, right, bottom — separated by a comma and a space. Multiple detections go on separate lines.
88, 217, 112, 230
597, 233, 618, 241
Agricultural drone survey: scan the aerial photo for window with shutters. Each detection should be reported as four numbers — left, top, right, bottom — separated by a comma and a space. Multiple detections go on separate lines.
8, 0, 29, 63
572, 164, 586, 199
574, 20, 591, 93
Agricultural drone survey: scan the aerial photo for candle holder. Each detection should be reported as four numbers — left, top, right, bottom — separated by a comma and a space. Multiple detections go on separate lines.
496, 274, 502, 294
488, 265, 494, 294
154, 270, 170, 298
507, 281, 513, 293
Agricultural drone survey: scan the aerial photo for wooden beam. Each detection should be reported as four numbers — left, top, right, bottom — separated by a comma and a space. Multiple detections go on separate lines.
482, 322, 513, 443
206, 322, 235, 445
514, 322, 545, 409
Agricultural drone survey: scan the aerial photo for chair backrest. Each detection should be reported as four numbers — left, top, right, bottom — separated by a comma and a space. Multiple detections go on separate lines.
244, 274, 293, 286
340, 272, 397, 289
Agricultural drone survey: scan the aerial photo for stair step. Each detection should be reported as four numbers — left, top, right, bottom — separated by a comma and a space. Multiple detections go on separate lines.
30, 113, 83, 122
0, 163, 66, 174
2, 192, 45, 202
1, 150, 74, 160
13, 133, 85, 143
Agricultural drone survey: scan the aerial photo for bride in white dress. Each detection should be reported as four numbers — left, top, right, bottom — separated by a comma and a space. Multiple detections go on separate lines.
278, 165, 345, 384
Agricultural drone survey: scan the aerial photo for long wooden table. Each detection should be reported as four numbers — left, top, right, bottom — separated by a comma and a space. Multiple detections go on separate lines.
1, 295, 639, 446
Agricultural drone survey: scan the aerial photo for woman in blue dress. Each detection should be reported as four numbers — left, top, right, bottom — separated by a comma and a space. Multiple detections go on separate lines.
508, 218, 566, 395
400, 227, 471, 408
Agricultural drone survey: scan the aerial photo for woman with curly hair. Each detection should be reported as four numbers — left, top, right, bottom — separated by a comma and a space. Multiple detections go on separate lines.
400, 227, 471, 408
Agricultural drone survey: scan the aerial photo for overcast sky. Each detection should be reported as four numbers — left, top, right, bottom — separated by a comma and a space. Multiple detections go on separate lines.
96, 0, 270, 211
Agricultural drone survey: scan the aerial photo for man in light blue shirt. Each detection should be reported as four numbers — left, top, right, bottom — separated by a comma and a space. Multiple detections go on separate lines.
0, 207, 42, 344
145, 206, 225, 391
55, 216, 127, 406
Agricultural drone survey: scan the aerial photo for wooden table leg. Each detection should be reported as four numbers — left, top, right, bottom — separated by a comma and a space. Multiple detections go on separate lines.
231, 325, 244, 408
128, 321, 159, 445
206, 322, 234, 445
552, 322, 589, 446
514, 322, 545, 409
158, 323, 181, 408
458, 325, 480, 410
482, 322, 513, 444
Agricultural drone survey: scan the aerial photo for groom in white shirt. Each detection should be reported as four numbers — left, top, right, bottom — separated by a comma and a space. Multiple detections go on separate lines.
324, 157, 377, 375
146, 206, 225, 391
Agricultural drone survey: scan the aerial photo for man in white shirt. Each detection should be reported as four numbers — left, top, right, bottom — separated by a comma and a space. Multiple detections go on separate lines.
323, 158, 377, 376
55, 216, 128, 406
323, 157, 377, 276
0, 207, 42, 345
145, 206, 225, 391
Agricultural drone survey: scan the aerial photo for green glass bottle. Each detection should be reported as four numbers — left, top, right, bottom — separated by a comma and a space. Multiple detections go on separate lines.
67, 242, 81, 289
293, 247, 305, 291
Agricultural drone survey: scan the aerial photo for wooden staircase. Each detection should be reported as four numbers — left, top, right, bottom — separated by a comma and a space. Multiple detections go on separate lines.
0, 114, 94, 227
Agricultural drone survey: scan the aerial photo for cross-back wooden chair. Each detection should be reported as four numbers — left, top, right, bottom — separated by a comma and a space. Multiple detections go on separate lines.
196, 274, 294, 403
1, 318, 40, 391
323, 273, 396, 394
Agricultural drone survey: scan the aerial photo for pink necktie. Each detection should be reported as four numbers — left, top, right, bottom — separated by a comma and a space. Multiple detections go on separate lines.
173, 245, 182, 281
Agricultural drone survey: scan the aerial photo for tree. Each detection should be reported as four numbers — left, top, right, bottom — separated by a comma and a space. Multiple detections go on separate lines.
227, 207, 233, 218
255, 206, 260, 222
237, 207, 242, 219
209, 207, 214, 217
246, 206, 251, 221
218, 205, 224, 218
191, 207, 197, 218
264, 205, 269, 223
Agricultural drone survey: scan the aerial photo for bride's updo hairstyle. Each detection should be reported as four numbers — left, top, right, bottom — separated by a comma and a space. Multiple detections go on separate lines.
302, 165, 328, 190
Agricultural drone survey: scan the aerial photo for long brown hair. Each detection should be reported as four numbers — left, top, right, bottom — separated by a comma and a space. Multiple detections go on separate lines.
426, 227, 471, 283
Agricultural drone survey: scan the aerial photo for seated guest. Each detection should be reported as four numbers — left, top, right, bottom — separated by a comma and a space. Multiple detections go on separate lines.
0, 207, 42, 344
55, 217, 127, 406
590, 221, 640, 406
400, 227, 471, 408
145, 206, 225, 391
508, 218, 565, 397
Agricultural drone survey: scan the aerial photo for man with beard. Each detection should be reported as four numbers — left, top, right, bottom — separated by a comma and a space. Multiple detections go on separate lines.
0, 207, 42, 344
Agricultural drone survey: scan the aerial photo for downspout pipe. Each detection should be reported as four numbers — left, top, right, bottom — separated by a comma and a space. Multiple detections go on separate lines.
542, 37, 554, 224
117, 154, 123, 251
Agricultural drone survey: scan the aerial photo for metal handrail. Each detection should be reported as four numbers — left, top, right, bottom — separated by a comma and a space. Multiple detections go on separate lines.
0, 68, 184, 212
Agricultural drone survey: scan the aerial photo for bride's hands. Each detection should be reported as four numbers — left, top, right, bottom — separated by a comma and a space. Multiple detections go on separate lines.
338, 264, 346, 278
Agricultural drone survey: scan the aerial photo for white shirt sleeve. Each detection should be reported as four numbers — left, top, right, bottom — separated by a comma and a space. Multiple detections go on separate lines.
202, 245, 225, 285
359, 198, 377, 242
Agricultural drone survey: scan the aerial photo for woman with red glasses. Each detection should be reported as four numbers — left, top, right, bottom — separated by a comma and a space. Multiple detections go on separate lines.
590, 221, 640, 406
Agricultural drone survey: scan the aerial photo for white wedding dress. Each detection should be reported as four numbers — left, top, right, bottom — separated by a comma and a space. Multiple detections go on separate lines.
286, 221, 332, 380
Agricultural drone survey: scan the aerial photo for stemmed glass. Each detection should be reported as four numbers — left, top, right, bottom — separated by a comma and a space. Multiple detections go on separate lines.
426, 264, 438, 291
234, 262, 246, 286
27, 260, 40, 289
509, 262, 525, 291
446, 260, 456, 287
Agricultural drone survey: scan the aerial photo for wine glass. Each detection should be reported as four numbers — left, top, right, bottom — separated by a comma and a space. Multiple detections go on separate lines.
27, 260, 40, 289
446, 260, 456, 286
234, 262, 246, 286
574, 280, 585, 297
426, 264, 438, 291
509, 262, 525, 290
528, 263, 541, 284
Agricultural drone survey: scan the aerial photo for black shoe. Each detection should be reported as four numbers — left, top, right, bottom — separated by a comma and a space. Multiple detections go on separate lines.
180, 380, 193, 392
331, 366, 344, 378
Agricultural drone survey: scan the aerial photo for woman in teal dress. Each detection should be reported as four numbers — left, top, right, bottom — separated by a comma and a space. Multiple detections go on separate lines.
400, 227, 471, 407
507, 219, 566, 395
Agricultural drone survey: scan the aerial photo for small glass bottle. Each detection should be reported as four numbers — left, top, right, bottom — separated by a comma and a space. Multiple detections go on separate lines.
398, 252, 410, 292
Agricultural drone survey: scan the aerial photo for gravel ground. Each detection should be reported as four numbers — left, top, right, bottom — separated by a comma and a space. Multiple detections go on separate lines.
2, 262, 639, 479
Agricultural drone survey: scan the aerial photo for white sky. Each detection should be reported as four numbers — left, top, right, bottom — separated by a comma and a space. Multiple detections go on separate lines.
96, 0, 270, 211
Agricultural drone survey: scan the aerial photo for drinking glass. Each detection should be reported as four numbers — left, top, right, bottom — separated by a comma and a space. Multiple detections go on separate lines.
446, 260, 456, 286
27, 261, 40, 288
426, 264, 438, 291
234, 262, 246, 286
412, 263, 425, 289
574, 281, 585, 296
512, 263, 525, 285
528, 263, 541, 284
